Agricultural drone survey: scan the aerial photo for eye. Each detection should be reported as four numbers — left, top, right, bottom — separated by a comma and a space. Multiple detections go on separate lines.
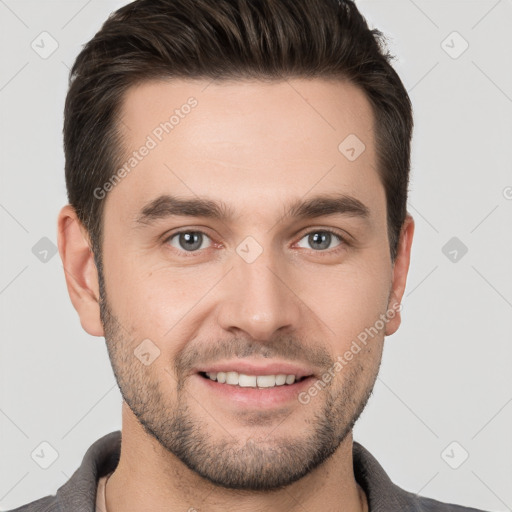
165, 231, 212, 252
163, 228, 347, 257
296, 230, 344, 252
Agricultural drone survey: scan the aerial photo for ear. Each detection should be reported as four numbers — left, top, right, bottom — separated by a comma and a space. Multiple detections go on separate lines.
385, 213, 414, 336
57, 204, 104, 337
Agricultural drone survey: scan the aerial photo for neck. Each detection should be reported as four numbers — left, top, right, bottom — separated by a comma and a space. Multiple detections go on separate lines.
105, 404, 367, 512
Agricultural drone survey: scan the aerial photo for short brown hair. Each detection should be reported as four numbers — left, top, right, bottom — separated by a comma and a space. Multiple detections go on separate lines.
64, 0, 413, 274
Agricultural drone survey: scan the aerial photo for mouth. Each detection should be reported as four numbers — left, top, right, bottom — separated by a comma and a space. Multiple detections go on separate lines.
194, 368, 316, 409
199, 371, 310, 388
191, 360, 319, 408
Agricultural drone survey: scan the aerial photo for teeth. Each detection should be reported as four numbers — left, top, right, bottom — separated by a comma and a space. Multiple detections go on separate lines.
257, 375, 277, 387
239, 374, 257, 387
275, 374, 287, 385
285, 374, 295, 385
204, 371, 299, 388
226, 371, 238, 385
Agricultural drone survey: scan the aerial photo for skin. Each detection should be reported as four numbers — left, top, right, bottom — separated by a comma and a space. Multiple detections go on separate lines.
58, 77, 414, 512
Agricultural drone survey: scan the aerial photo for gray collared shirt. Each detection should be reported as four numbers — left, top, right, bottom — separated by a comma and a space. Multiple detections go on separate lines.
6, 431, 490, 511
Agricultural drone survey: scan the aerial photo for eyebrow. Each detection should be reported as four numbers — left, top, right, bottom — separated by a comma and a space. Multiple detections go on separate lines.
134, 193, 370, 226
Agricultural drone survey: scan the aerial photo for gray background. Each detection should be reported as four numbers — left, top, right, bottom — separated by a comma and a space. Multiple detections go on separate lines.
1, 0, 511, 509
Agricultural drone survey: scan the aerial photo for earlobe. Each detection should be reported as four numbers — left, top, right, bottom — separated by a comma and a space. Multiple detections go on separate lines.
57, 205, 104, 337
385, 214, 415, 336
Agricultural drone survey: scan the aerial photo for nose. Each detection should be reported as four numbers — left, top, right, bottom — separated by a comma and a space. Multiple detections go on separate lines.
216, 245, 303, 342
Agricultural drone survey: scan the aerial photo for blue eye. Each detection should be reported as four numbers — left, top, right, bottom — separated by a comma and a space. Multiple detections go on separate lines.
166, 231, 212, 252
296, 230, 343, 251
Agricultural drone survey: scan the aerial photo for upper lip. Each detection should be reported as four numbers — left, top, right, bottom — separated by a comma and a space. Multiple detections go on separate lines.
195, 360, 316, 380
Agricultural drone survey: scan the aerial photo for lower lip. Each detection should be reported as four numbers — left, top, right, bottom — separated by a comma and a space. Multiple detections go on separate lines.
196, 374, 315, 408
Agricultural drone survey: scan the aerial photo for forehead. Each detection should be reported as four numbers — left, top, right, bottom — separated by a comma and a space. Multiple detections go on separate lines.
108, 77, 383, 225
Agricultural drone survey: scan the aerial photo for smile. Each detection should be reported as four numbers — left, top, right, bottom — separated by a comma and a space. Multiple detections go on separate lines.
201, 371, 308, 388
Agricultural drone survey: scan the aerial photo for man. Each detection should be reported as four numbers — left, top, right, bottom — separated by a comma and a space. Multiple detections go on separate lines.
9, 0, 490, 511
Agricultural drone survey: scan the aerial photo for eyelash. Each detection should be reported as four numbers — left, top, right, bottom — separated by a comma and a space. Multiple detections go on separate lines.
162, 228, 349, 258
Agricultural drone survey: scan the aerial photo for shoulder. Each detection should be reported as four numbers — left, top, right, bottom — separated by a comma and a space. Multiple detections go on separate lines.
401, 487, 492, 512
4, 431, 120, 512
4, 495, 59, 512
353, 441, 492, 512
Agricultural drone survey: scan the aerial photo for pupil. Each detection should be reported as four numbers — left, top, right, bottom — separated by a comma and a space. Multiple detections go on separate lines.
181, 232, 201, 251
310, 232, 330, 250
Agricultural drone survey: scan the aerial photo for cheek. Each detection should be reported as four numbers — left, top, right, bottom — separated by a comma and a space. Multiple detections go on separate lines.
306, 256, 391, 351
106, 262, 218, 353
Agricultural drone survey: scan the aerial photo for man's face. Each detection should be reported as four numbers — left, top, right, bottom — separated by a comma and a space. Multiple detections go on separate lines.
98, 78, 401, 490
